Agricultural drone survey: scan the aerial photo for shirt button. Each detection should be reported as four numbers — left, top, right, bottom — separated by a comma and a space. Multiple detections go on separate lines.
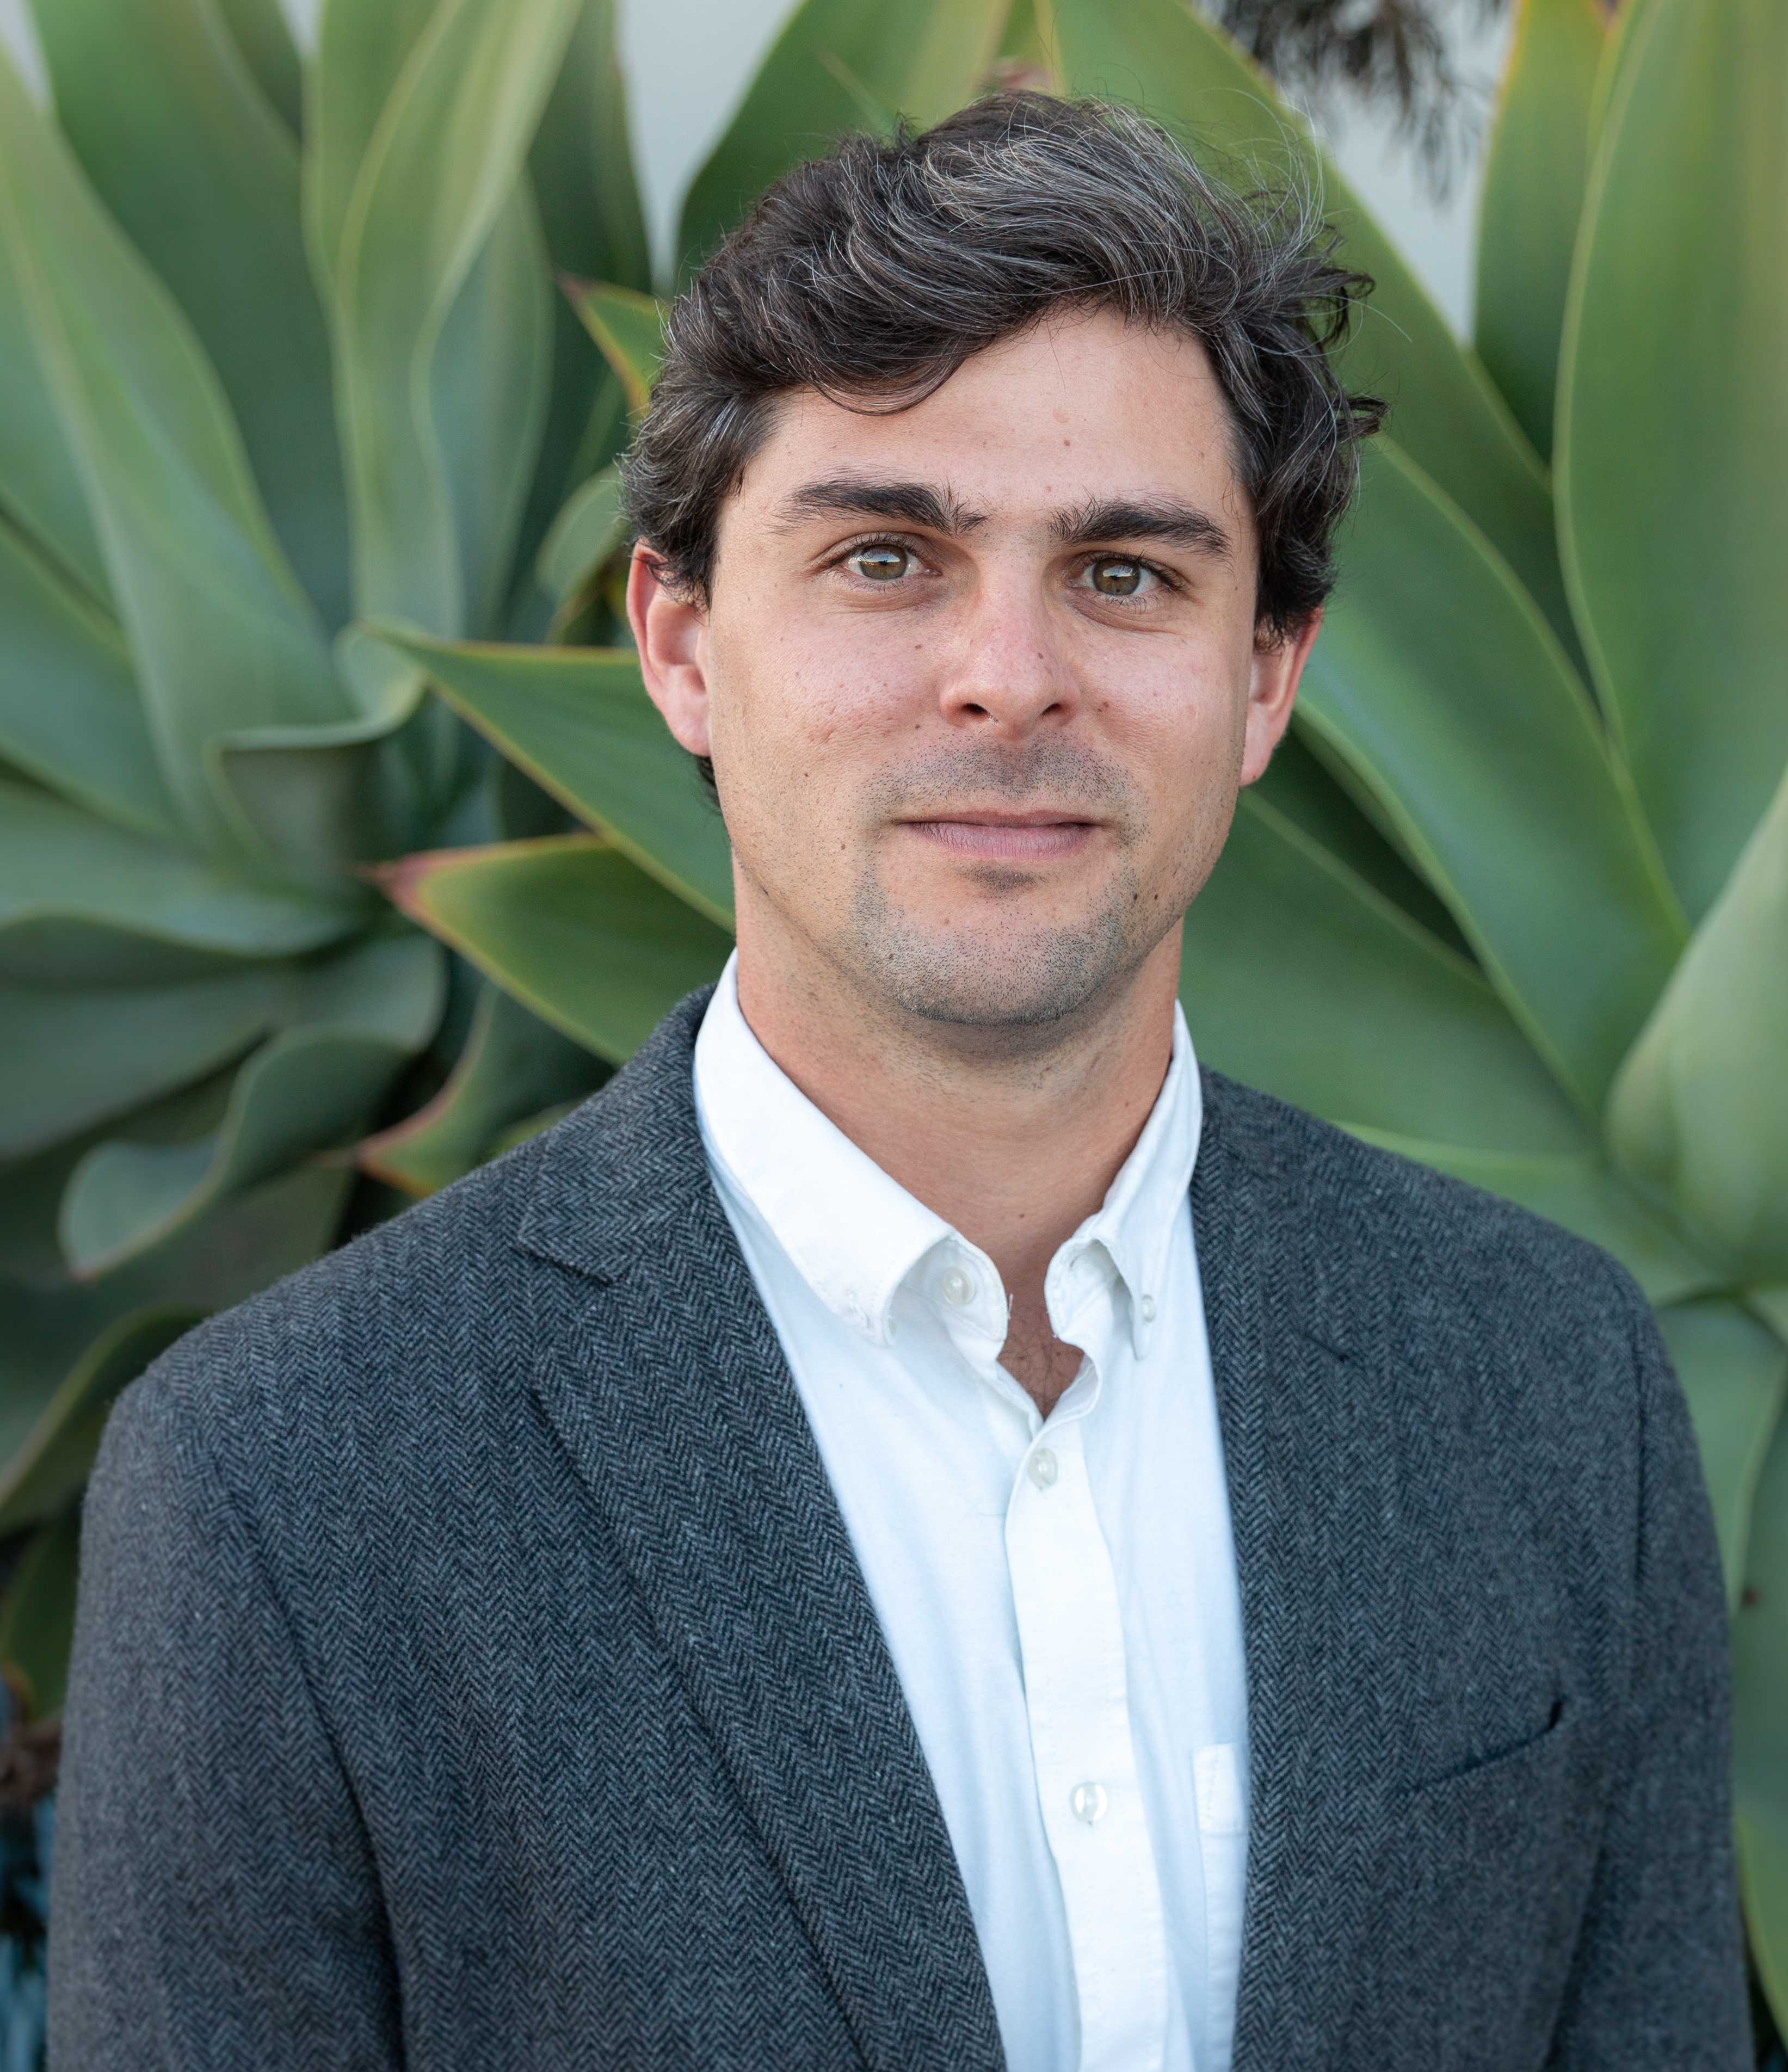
1026, 1447, 1058, 1490
940, 1266, 976, 1308
1070, 1781, 1108, 1824
1140, 1294, 1157, 1323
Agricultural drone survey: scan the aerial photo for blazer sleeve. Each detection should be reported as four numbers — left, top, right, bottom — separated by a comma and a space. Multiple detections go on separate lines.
1545, 1291, 1752, 2070
47, 1366, 402, 2070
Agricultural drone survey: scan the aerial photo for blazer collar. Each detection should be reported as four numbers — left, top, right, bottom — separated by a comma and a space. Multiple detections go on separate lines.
515, 989, 719, 1285
518, 992, 1006, 2072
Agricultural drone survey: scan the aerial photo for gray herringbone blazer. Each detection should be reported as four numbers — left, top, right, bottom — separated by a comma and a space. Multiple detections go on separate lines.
49, 990, 1748, 2069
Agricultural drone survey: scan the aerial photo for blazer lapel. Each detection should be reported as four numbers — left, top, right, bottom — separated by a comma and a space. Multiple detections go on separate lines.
519, 999, 1004, 2072
1197, 1078, 1404, 2071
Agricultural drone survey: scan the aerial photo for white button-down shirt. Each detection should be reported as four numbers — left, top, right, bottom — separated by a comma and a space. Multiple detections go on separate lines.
694, 957, 1249, 2072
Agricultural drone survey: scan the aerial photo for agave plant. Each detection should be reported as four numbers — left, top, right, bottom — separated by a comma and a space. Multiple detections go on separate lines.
2, 0, 1784, 2034
368, 0, 1788, 2024
0, 0, 655, 1731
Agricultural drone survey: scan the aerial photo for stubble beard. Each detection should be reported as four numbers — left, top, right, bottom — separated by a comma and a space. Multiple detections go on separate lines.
839, 737, 1173, 1043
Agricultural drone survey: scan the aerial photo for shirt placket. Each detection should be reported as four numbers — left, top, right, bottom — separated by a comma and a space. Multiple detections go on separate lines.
1004, 1372, 1169, 2071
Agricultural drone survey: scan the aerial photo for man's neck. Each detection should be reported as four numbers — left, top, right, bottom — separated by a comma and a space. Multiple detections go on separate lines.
732, 923, 1183, 1416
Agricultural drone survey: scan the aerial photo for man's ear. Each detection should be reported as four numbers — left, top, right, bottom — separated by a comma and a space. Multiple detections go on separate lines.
1240, 606, 1322, 786
627, 546, 712, 757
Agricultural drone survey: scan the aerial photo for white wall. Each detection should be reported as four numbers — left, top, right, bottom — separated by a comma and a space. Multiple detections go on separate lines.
1318, 4, 1514, 338
2, 0, 1513, 336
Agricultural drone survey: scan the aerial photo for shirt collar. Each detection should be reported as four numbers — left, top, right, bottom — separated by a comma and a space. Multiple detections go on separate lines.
1052, 998, 1203, 1359
693, 954, 1202, 1358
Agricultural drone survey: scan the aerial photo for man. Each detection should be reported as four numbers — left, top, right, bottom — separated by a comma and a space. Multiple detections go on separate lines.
51, 94, 1746, 2070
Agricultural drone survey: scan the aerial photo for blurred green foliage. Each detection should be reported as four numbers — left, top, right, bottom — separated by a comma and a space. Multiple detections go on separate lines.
1, 0, 1783, 2033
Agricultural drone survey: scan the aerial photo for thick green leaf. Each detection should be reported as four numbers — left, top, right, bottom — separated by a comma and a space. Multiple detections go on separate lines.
211, 658, 439, 887
383, 835, 731, 1061
1608, 763, 1788, 1283
538, 463, 628, 611
1253, 726, 1469, 954
1473, 0, 1605, 458
370, 630, 735, 925
212, 736, 424, 881
0, 779, 353, 983
30, 0, 352, 628
1654, 1297, 1787, 1608
530, 0, 652, 297
58, 934, 445, 1275
0, 1306, 196, 1534
323, 0, 581, 634
1585, 0, 1666, 146
2, 1063, 250, 1272
60, 1034, 398, 1275
0, 1160, 348, 1471
0, 510, 180, 842
488, 754, 577, 844
1301, 440, 1684, 1115
582, 363, 631, 463
997, 0, 1057, 79
2, 1130, 97, 1288
0, 187, 109, 606
1182, 792, 1589, 1154
1734, 1402, 1788, 2024
0, 52, 348, 855
331, 621, 481, 830
214, 0, 303, 135
0, 1504, 81, 1718
361, 981, 606, 1193
306, 0, 439, 294
521, 0, 652, 581
1048, 0, 1576, 650
1557, 0, 1788, 921
676, 0, 1008, 280
430, 186, 554, 637
0, 970, 282, 1157
209, 684, 473, 887
569, 280, 664, 415
1337, 1134, 1719, 1309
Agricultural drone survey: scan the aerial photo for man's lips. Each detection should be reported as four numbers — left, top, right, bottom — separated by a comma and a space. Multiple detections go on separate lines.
898, 813, 1099, 862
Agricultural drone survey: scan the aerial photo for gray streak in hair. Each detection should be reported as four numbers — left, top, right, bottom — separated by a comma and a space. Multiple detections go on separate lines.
625, 90, 1384, 655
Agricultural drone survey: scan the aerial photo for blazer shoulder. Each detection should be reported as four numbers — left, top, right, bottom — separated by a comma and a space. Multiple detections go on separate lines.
103, 994, 716, 1504
109, 1119, 566, 1472
1199, 1068, 1650, 1336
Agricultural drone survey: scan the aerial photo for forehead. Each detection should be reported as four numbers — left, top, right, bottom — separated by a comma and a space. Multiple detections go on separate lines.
731, 307, 1249, 527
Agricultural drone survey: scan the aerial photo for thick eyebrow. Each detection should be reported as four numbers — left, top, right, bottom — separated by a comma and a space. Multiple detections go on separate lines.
1051, 496, 1232, 560
769, 477, 989, 536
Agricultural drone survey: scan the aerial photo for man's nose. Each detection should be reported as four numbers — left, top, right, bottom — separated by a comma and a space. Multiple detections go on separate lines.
937, 577, 1082, 737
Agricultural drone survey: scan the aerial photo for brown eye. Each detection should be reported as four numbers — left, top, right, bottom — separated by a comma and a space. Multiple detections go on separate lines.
1090, 557, 1144, 596
851, 545, 910, 582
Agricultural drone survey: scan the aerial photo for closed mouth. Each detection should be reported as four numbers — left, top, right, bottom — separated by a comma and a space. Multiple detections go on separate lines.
898, 813, 1099, 861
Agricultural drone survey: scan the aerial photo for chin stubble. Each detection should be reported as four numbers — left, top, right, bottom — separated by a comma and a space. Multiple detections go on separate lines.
842, 737, 1164, 1034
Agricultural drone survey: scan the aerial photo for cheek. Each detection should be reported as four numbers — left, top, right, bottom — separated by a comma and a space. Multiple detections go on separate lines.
1113, 646, 1250, 787
704, 653, 888, 874
712, 623, 924, 783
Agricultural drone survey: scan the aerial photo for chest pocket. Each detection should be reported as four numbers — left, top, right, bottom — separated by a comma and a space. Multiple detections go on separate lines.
1341, 1699, 1600, 2069
1194, 1743, 1249, 2072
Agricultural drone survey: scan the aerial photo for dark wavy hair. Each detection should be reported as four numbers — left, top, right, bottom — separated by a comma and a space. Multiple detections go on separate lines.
625, 90, 1383, 642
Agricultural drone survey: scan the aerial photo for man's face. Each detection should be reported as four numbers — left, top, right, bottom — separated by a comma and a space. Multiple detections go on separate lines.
632, 307, 1314, 1044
